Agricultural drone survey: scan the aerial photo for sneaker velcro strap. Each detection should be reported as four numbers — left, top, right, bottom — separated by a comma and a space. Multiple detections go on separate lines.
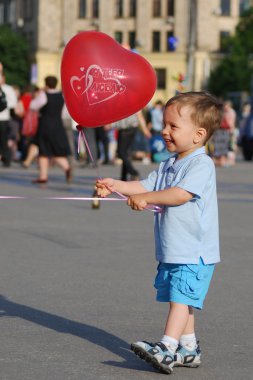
196, 341, 201, 354
143, 341, 155, 347
184, 355, 196, 364
155, 342, 169, 352
161, 355, 174, 365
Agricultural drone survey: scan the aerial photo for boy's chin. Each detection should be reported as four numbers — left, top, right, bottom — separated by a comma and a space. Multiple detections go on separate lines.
166, 145, 176, 153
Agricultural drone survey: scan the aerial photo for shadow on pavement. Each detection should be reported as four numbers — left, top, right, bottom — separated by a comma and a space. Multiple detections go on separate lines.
0, 294, 155, 373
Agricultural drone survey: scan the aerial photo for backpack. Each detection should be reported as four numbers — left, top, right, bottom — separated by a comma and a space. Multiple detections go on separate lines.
0, 88, 7, 112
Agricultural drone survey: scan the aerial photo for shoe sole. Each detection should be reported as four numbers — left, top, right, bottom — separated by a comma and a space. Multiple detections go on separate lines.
130, 343, 154, 363
150, 356, 173, 375
131, 344, 173, 374
174, 362, 200, 368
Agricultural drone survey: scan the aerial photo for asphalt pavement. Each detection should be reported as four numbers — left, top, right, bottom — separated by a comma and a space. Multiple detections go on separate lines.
0, 158, 253, 380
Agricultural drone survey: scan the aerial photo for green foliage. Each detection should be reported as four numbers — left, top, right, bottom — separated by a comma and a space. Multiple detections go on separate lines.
208, 8, 253, 97
0, 25, 30, 89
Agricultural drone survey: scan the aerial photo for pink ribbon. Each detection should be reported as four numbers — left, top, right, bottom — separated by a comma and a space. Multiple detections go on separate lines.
0, 195, 162, 212
0, 196, 27, 199
0, 196, 123, 201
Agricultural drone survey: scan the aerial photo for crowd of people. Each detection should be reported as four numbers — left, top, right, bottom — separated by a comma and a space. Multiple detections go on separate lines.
1, 62, 253, 185
0, 63, 167, 183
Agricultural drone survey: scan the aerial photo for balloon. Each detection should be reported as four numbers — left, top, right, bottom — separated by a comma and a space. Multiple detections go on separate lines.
61, 31, 157, 128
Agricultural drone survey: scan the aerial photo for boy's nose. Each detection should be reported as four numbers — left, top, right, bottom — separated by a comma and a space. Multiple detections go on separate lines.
162, 127, 170, 135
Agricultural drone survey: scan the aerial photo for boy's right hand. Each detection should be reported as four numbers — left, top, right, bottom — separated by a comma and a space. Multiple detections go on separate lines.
95, 178, 115, 197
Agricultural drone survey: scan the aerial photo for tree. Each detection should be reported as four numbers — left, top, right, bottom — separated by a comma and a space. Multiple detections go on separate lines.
208, 8, 253, 97
0, 25, 30, 89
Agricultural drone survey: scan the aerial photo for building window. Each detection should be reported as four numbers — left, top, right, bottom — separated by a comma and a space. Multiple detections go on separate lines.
9, 0, 15, 23
152, 31, 160, 52
23, 0, 33, 20
0, 0, 14, 24
115, 0, 123, 18
129, 31, 136, 49
115, 31, 123, 44
220, 0, 230, 16
92, 0, 99, 18
79, 0, 87, 18
155, 68, 166, 89
0, 4, 4, 24
167, 0, 174, 16
167, 31, 177, 51
153, 0, 161, 17
129, 0, 136, 17
220, 31, 230, 52
239, 0, 251, 15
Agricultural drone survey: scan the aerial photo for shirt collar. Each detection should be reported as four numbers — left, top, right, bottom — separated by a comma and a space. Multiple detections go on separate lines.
163, 146, 206, 172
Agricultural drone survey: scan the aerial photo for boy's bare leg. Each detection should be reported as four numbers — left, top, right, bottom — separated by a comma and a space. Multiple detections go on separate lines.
181, 306, 195, 335
164, 302, 191, 340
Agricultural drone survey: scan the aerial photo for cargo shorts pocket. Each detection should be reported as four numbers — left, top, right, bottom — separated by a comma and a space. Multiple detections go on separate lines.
179, 264, 209, 300
154, 264, 170, 291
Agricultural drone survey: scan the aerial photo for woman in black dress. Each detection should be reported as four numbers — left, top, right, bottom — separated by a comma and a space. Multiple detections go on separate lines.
31, 76, 71, 183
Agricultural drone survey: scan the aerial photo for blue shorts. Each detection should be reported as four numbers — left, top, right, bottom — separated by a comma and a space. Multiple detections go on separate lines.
154, 258, 215, 309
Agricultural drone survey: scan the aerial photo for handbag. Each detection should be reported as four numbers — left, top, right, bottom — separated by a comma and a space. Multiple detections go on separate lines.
22, 109, 38, 137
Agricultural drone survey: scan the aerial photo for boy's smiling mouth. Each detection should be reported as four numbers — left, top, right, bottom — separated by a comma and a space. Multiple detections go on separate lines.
164, 137, 174, 144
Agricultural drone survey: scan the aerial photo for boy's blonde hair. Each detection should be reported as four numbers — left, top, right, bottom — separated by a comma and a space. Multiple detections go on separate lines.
165, 92, 223, 143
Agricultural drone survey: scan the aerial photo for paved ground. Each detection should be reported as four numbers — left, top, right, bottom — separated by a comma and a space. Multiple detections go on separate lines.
0, 159, 253, 380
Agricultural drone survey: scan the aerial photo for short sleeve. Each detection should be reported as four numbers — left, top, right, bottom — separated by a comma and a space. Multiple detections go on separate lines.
140, 169, 158, 192
30, 91, 47, 111
4, 85, 17, 109
176, 157, 214, 199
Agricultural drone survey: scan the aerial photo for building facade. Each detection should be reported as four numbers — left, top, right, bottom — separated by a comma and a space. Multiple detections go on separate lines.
0, 0, 252, 101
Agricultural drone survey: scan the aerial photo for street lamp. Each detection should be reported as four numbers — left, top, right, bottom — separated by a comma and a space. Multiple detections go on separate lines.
187, 0, 197, 91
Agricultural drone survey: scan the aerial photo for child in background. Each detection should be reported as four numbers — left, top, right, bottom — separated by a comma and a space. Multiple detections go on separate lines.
96, 92, 222, 375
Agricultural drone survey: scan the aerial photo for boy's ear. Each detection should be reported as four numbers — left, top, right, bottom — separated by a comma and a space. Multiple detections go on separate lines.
194, 127, 207, 143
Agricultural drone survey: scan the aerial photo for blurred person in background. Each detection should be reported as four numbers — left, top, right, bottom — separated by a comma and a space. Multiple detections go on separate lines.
20, 84, 40, 166
30, 75, 72, 184
223, 100, 237, 166
238, 102, 253, 161
8, 85, 24, 162
82, 127, 97, 167
239, 102, 253, 161
131, 104, 152, 165
148, 100, 164, 136
147, 100, 164, 162
95, 126, 109, 165
61, 103, 76, 169
113, 111, 151, 181
212, 100, 236, 167
0, 62, 17, 167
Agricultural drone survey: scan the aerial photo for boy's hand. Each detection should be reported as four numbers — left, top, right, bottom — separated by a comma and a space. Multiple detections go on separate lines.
95, 178, 115, 197
127, 194, 147, 211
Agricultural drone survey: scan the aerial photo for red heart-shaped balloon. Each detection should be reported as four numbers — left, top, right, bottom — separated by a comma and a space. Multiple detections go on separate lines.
61, 31, 157, 128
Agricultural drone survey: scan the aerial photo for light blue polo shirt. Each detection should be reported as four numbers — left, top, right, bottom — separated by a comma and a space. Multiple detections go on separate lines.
141, 147, 220, 265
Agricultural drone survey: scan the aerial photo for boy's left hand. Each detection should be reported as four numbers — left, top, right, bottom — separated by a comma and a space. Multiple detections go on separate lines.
127, 194, 147, 211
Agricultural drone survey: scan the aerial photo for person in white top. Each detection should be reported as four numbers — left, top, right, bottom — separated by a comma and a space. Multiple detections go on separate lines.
0, 62, 17, 166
